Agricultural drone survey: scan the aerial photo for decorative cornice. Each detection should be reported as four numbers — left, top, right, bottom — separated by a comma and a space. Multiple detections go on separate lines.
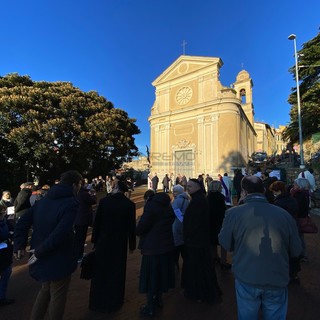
171, 139, 196, 150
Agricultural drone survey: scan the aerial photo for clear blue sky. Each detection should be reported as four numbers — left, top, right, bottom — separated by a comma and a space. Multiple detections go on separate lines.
1, 1, 319, 155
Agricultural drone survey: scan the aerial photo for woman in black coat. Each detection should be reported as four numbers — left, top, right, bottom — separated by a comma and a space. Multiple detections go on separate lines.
89, 180, 136, 313
136, 191, 175, 317
182, 179, 222, 304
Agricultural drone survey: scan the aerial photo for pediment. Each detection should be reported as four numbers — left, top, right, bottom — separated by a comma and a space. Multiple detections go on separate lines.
152, 55, 223, 86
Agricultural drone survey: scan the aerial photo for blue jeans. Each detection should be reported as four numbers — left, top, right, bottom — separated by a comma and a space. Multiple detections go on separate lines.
235, 279, 288, 320
0, 265, 12, 299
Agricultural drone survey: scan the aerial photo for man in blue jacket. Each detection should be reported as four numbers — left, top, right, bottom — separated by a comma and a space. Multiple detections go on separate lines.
219, 175, 302, 320
14, 170, 82, 320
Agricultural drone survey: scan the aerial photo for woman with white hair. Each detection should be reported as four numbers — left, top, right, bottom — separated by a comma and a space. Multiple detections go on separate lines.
171, 184, 190, 271
290, 178, 311, 262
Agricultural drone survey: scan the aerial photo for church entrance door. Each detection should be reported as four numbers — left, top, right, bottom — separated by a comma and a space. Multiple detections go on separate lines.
174, 149, 194, 179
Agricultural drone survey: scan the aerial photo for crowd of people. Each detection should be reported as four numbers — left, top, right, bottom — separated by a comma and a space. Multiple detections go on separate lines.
0, 166, 317, 319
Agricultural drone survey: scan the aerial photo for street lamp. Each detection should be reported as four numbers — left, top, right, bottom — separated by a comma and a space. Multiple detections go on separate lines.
288, 34, 305, 169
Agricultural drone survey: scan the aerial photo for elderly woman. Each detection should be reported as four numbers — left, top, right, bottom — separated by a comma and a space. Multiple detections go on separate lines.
269, 181, 301, 284
207, 180, 231, 270
290, 178, 311, 262
171, 184, 190, 271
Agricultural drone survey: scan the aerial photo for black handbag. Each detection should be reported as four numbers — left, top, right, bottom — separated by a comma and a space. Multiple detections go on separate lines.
80, 251, 96, 280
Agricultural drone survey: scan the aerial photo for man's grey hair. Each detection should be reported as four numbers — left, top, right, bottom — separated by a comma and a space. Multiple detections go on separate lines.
208, 180, 222, 192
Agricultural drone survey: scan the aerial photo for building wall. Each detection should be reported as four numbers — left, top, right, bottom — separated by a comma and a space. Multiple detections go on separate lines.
254, 122, 276, 155
149, 55, 256, 178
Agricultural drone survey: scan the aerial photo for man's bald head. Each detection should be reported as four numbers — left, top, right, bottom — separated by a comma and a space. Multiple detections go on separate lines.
241, 175, 265, 194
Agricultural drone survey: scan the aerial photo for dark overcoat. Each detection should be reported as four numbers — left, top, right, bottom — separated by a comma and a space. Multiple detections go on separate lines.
74, 188, 96, 226
13, 184, 79, 281
136, 192, 175, 255
89, 192, 136, 313
183, 189, 211, 248
274, 192, 299, 218
182, 189, 222, 303
14, 188, 32, 219
207, 191, 226, 245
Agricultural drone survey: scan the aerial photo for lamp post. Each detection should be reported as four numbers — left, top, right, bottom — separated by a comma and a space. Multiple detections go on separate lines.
288, 34, 305, 169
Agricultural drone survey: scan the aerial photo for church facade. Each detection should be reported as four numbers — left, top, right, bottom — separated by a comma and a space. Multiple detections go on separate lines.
148, 55, 257, 178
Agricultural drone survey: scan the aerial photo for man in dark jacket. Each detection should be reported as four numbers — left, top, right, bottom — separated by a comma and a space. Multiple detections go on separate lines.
14, 182, 33, 220
151, 173, 159, 192
14, 170, 82, 320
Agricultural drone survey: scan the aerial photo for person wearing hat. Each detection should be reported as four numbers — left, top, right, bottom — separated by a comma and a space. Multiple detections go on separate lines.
219, 175, 302, 320
14, 182, 34, 220
171, 184, 190, 271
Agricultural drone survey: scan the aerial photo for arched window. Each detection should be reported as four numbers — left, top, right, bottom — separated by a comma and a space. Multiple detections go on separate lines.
240, 88, 246, 104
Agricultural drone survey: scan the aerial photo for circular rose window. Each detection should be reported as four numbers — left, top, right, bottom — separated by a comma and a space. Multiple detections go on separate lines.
176, 86, 192, 105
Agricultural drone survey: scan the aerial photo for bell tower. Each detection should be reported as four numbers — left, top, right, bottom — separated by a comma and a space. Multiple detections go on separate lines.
233, 70, 254, 125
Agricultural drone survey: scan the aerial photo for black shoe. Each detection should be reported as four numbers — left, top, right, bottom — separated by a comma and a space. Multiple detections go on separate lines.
220, 262, 232, 270
0, 298, 15, 306
140, 305, 155, 317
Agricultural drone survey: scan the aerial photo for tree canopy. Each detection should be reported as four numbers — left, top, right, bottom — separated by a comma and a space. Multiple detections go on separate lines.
283, 31, 320, 144
0, 73, 140, 191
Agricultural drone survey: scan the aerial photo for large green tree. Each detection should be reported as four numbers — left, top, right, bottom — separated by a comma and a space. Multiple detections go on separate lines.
0, 73, 140, 190
283, 32, 320, 143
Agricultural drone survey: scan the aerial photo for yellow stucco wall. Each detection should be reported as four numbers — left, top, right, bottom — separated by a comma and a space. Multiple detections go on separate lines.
149, 55, 256, 178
